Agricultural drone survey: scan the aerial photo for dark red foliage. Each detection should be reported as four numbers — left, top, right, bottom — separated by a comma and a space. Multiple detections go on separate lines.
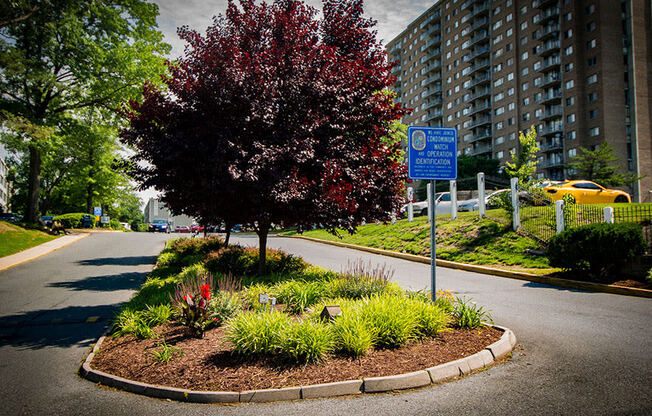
121, 0, 408, 251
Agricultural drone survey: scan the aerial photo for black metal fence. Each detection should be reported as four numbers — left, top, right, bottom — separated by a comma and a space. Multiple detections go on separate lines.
520, 205, 556, 242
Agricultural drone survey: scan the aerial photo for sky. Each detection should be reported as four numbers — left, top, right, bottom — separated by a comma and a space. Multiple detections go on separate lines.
137, 0, 433, 206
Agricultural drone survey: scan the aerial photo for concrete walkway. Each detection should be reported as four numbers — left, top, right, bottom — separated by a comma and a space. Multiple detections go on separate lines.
0, 233, 90, 272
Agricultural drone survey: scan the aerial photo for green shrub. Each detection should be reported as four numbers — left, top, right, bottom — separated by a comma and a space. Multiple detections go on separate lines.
148, 339, 183, 364
156, 251, 180, 268
170, 274, 214, 338
205, 245, 307, 277
360, 295, 416, 349
178, 263, 209, 283
409, 299, 451, 339
451, 297, 492, 329
280, 320, 333, 363
274, 280, 325, 314
331, 313, 374, 357
647, 268, 652, 285
142, 304, 173, 327
547, 222, 646, 278
109, 218, 122, 230
241, 283, 273, 311
326, 260, 395, 299
112, 309, 156, 339
266, 249, 308, 274
207, 291, 242, 327
226, 311, 291, 355
53, 213, 96, 229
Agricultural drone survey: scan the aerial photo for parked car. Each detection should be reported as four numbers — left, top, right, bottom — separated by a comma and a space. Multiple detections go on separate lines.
543, 180, 631, 204
190, 224, 204, 233
399, 192, 456, 217
41, 215, 55, 227
175, 225, 190, 233
457, 189, 510, 212
148, 219, 169, 232
0, 212, 23, 223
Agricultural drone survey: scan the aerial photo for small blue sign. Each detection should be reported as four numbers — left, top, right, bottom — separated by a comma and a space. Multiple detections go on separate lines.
407, 126, 458, 180
93, 207, 102, 216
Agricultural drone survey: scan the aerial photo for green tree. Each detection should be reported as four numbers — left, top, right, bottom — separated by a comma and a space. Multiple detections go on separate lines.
0, 0, 169, 223
505, 126, 539, 184
567, 141, 641, 187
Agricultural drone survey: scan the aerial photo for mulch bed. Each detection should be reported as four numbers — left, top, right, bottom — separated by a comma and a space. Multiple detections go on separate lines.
91, 324, 502, 392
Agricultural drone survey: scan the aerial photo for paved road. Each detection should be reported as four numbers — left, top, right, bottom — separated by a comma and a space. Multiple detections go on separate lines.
0, 233, 650, 415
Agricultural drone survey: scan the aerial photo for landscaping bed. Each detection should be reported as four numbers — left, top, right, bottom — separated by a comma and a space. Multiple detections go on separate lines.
91, 236, 503, 394
91, 324, 500, 391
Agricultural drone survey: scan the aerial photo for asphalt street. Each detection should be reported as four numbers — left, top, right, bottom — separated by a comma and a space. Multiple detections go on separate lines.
0, 232, 650, 415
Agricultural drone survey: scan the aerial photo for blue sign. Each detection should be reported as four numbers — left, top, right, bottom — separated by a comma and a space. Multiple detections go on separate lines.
93, 206, 102, 216
407, 126, 458, 180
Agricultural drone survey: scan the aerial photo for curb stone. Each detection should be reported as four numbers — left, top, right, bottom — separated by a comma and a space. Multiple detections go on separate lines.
289, 235, 652, 299
81, 325, 515, 403
363, 370, 431, 393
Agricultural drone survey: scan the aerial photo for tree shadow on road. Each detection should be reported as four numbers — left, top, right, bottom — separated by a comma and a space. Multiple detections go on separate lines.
76, 255, 157, 266
0, 304, 120, 349
46, 271, 147, 292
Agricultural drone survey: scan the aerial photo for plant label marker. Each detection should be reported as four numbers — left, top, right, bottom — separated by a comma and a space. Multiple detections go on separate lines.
407, 126, 458, 302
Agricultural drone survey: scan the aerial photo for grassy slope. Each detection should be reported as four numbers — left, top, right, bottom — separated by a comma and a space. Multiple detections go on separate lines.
0, 221, 58, 258
285, 210, 556, 274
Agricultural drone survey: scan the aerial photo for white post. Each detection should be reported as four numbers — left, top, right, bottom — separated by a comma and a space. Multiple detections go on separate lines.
604, 206, 614, 224
477, 172, 486, 219
510, 177, 520, 230
427, 182, 433, 223
407, 187, 414, 222
555, 200, 565, 234
391, 213, 396, 225
450, 180, 458, 220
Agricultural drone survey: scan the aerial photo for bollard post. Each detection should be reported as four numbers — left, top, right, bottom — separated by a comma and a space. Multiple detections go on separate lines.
407, 187, 414, 222
555, 200, 565, 234
477, 172, 486, 219
510, 177, 520, 230
450, 180, 458, 220
604, 206, 614, 224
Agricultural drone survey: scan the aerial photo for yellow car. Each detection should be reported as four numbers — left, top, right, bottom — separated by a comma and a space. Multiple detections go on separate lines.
543, 180, 631, 204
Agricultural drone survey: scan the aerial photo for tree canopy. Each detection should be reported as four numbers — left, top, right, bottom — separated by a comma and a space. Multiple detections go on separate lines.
506, 126, 539, 184
0, 0, 170, 222
122, 0, 408, 272
567, 141, 641, 187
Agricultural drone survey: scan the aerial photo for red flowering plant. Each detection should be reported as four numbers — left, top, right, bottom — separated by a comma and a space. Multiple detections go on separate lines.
171, 274, 215, 338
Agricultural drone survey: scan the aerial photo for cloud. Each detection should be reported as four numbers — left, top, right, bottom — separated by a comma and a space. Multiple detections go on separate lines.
151, 0, 433, 58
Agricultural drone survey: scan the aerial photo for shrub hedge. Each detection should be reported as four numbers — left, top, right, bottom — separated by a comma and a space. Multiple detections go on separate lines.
547, 222, 646, 278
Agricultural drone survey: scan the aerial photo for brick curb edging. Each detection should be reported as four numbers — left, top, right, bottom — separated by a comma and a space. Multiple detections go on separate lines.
80, 325, 516, 403
289, 235, 652, 299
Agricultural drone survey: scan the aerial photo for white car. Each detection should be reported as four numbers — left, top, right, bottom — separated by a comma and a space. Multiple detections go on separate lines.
401, 192, 455, 217
457, 189, 511, 212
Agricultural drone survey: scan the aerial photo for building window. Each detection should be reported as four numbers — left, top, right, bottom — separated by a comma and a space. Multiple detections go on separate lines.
506, 43, 512, 52
521, 51, 528, 61
565, 46, 573, 55
495, 107, 505, 115
493, 34, 503, 45
587, 57, 597, 67
496, 136, 505, 145
494, 77, 504, 87
495, 92, 505, 101
565, 79, 574, 89
588, 109, 598, 119
567, 113, 575, 123
508, 117, 515, 126
588, 92, 598, 102
564, 12, 572, 22
493, 20, 503, 30
522, 113, 530, 121
587, 39, 596, 49
586, 21, 596, 32
589, 127, 600, 136
507, 72, 514, 81
520, 21, 527, 30
520, 6, 527, 14
564, 63, 573, 72
567, 131, 576, 140
587, 74, 597, 84
495, 121, 504, 130
521, 36, 528, 46
493, 63, 503, 72
508, 87, 515, 96
522, 82, 529, 91
564, 29, 573, 39
586, 4, 595, 15
534, 76, 542, 87
521, 67, 529, 76
508, 102, 515, 111
497, 150, 504, 159
566, 97, 575, 106
568, 148, 577, 158
522, 97, 530, 105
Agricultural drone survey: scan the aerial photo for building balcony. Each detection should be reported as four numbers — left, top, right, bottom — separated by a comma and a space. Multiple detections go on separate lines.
469, 101, 491, 115
424, 98, 443, 110
470, 143, 492, 156
469, 31, 490, 48
539, 56, 561, 72
470, 129, 492, 143
468, 86, 491, 101
534, 24, 560, 41
470, 2, 490, 18
391, 64, 401, 74
534, 7, 560, 25
540, 123, 564, 136
468, 116, 492, 129
540, 106, 563, 121
468, 73, 491, 88
540, 140, 563, 152
421, 36, 442, 51
467, 58, 490, 75
464, 46, 490, 62
426, 24, 441, 36
423, 60, 441, 74
536, 40, 561, 56
469, 16, 489, 32
461, 0, 473, 11
419, 10, 441, 29
543, 157, 565, 168
533, 0, 558, 9
540, 72, 562, 88
424, 110, 443, 122
424, 85, 442, 98
536, 90, 563, 104
421, 73, 442, 86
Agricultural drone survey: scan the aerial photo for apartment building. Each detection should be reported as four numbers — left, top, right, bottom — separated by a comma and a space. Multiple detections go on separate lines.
387, 0, 651, 202
143, 198, 194, 227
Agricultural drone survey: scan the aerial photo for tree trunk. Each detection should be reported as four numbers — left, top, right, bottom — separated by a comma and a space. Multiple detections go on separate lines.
86, 147, 95, 213
26, 145, 41, 223
257, 225, 269, 276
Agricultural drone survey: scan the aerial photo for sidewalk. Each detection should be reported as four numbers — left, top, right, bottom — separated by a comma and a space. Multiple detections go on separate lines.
0, 233, 90, 272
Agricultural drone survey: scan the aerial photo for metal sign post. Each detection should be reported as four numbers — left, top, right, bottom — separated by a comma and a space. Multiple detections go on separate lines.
407, 126, 457, 303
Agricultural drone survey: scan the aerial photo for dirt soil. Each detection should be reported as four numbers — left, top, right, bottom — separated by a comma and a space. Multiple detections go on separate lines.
91, 324, 502, 392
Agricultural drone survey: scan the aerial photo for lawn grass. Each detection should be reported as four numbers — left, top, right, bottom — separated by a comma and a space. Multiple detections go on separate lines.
284, 210, 555, 272
0, 221, 59, 258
